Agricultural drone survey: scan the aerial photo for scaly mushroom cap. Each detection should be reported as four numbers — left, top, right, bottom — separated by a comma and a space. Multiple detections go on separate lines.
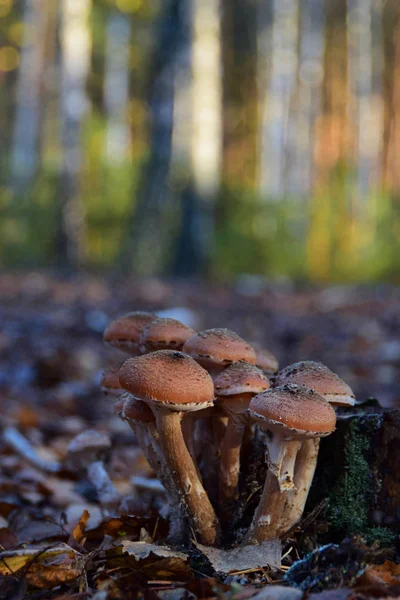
100, 365, 123, 397
214, 362, 270, 417
183, 328, 256, 372
214, 361, 270, 396
103, 311, 156, 353
275, 361, 355, 406
140, 317, 196, 353
119, 350, 214, 412
253, 344, 279, 374
122, 395, 155, 423
249, 384, 336, 438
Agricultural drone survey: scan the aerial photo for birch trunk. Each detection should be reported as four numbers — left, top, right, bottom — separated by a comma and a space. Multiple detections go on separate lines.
286, 0, 325, 198
56, 0, 91, 267
258, 0, 299, 200
104, 12, 131, 165
10, 0, 49, 195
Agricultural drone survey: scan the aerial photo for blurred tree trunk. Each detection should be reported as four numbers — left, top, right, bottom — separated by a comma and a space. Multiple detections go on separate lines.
104, 12, 131, 165
121, 0, 183, 275
222, 0, 258, 191
347, 0, 383, 205
55, 0, 91, 268
314, 0, 349, 189
382, 1, 400, 193
172, 0, 222, 276
10, 0, 50, 195
285, 0, 325, 198
257, 0, 298, 199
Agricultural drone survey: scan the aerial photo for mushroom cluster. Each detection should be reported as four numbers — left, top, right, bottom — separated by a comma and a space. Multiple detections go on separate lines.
101, 312, 355, 548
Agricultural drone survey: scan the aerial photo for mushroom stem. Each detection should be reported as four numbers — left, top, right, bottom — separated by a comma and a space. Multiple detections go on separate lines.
219, 418, 246, 507
243, 437, 301, 544
266, 434, 301, 491
123, 416, 189, 545
279, 438, 320, 533
154, 407, 220, 546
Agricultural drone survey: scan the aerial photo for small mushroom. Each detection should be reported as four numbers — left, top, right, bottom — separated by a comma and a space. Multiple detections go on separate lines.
244, 384, 336, 543
103, 311, 156, 355
276, 361, 355, 531
183, 328, 257, 378
252, 343, 279, 376
139, 317, 196, 353
100, 365, 124, 397
275, 361, 355, 406
119, 350, 220, 546
214, 362, 270, 510
183, 328, 257, 502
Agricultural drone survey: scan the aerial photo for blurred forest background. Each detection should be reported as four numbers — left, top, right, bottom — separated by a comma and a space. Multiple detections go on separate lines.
1, 0, 400, 281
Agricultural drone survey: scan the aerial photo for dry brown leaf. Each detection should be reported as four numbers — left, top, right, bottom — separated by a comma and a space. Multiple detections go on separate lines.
71, 509, 90, 544
194, 539, 282, 573
359, 561, 400, 586
108, 541, 192, 581
0, 543, 85, 589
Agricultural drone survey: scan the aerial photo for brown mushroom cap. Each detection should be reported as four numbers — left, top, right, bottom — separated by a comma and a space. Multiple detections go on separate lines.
100, 366, 123, 396
214, 362, 270, 396
122, 395, 155, 423
103, 311, 156, 352
253, 344, 279, 374
140, 317, 196, 353
249, 384, 336, 437
119, 350, 214, 412
275, 361, 355, 405
114, 397, 125, 417
183, 328, 256, 371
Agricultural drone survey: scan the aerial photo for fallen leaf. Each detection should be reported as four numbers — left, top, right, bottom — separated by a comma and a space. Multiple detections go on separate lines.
0, 543, 84, 589
250, 586, 303, 600
71, 509, 90, 544
108, 541, 192, 580
194, 539, 282, 573
120, 541, 188, 561
358, 561, 400, 586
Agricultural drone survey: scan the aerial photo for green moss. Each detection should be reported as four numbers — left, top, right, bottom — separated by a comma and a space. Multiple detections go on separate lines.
326, 417, 394, 547
364, 527, 396, 546
328, 420, 372, 534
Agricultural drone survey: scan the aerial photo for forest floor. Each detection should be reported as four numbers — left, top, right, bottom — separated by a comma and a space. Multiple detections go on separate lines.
0, 272, 399, 599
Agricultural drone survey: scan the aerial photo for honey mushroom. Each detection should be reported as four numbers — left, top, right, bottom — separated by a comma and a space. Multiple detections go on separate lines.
183, 328, 257, 503
119, 350, 220, 546
103, 311, 156, 355
243, 384, 336, 544
213, 362, 270, 513
275, 361, 355, 533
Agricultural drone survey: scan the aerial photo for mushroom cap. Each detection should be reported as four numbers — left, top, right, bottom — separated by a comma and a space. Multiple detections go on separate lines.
100, 365, 123, 397
249, 384, 336, 438
119, 350, 214, 412
275, 361, 355, 406
122, 394, 155, 423
114, 397, 125, 417
214, 362, 270, 396
139, 317, 196, 353
253, 344, 279, 374
183, 328, 256, 371
214, 362, 270, 418
103, 311, 156, 353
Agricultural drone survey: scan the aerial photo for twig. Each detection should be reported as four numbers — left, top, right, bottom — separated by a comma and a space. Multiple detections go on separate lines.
3, 426, 60, 474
